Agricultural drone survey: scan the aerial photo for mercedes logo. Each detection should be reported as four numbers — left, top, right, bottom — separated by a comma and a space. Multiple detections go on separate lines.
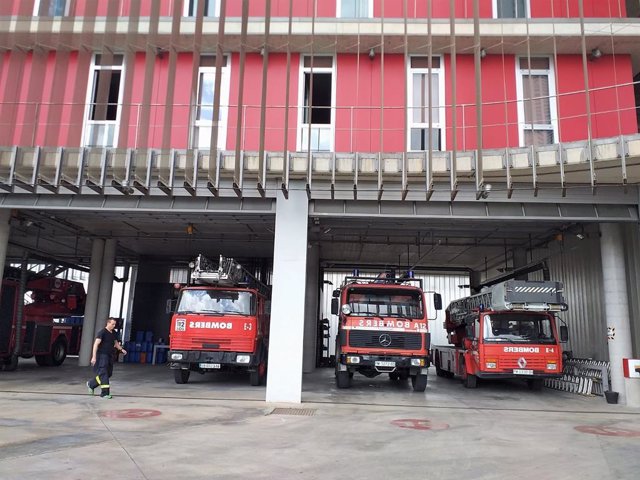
518, 357, 527, 368
379, 334, 392, 347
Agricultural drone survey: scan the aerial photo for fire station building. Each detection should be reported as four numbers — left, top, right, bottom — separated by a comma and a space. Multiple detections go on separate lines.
0, 0, 639, 405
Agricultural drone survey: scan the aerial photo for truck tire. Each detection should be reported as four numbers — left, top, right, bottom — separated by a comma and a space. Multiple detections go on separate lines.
250, 361, 267, 386
336, 370, 351, 389
3, 355, 18, 372
35, 354, 52, 366
411, 373, 428, 392
460, 356, 478, 388
174, 369, 190, 384
527, 379, 544, 391
50, 339, 67, 366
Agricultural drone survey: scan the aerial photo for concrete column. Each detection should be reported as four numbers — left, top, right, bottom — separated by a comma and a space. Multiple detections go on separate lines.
0, 210, 10, 298
78, 238, 105, 366
599, 223, 639, 406
266, 186, 308, 403
96, 239, 117, 333
303, 244, 320, 373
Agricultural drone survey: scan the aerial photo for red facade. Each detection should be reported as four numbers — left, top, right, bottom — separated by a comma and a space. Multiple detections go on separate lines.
0, 0, 635, 151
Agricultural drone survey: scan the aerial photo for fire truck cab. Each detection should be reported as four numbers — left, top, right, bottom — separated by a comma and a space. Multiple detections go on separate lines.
331, 272, 441, 392
169, 255, 270, 386
433, 280, 569, 389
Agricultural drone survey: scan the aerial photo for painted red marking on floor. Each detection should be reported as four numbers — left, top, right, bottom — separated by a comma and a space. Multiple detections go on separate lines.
99, 409, 162, 419
391, 419, 449, 431
575, 426, 640, 437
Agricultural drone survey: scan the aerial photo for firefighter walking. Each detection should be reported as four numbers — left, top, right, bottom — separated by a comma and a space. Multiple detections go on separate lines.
86, 318, 127, 399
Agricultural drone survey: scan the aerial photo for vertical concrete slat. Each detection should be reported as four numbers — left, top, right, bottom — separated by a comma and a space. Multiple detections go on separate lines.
303, 244, 319, 373
266, 184, 309, 403
78, 238, 105, 366
95, 238, 117, 336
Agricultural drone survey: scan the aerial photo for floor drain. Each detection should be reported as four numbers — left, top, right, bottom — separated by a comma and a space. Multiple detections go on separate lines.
269, 408, 316, 416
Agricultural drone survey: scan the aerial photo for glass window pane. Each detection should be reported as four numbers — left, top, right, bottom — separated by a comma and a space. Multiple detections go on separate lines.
410, 57, 441, 69
524, 130, 553, 146
91, 70, 121, 121
412, 73, 439, 124
497, 0, 526, 18
410, 128, 441, 151
197, 72, 215, 121
523, 74, 551, 124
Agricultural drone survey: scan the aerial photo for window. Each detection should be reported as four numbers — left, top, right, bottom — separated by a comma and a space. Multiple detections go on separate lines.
83, 54, 124, 148
33, 0, 69, 16
483, 313, 556, 344
298, 56, 334, 152
516, 57, 558, 147
346, 288, 424, 319
493, 0, 528, 18
193, 56, 230, 150
183, 0, 219, 17
337, 0, 373, 19
407, 56, 445, 151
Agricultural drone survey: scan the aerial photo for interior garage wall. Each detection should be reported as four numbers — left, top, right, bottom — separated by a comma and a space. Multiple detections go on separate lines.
130, 260, 173, 343
622, 224, 640, 358
320, 270, 470, 357
531, 235, 608, 360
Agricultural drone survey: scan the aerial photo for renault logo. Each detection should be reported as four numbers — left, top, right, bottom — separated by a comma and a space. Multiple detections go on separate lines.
379, 334, 392, 347
518, 357, 527, 368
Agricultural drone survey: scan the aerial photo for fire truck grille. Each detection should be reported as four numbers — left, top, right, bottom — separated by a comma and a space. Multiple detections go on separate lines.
499, 357, 547, 369
348, 331, 422, 350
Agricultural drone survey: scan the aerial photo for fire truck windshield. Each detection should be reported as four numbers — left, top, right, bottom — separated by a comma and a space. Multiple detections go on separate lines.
346, 288, 424, 319
177, 289, 254, 315
483, 313, 556, 343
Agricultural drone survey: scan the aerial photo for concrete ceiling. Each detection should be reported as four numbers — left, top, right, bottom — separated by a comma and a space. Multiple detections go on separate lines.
6, 208, 582, 274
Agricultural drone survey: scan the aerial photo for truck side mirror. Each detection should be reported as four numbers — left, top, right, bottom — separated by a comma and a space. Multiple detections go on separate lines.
166, 299, 177, 314
560, 325, 569, 342
433, 293, 442, 311
331, 298, 338, 315
332, 289, 340, 298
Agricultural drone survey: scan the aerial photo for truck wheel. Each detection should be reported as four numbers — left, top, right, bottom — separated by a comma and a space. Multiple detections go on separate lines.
463, 373, 478, 389
336, 370, 351, 389
35, 355, 51, 366
527, 379, 544, 391
250, 361, 266, 386
174, 369, 190, 384
50, 339, 67, 366
3, 355, 18, 372
411, 373, 428, 392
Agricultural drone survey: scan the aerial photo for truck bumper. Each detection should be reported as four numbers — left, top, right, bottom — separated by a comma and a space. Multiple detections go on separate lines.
169, 350, 256, 371
475, 372, 562, 380
339, 353, 429, 371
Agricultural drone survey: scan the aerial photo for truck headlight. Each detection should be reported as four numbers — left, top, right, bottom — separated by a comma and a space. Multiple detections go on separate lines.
171, 353, 183, 361
411, 358, 424, 367
236, 355, 251, 364
547, 362, 557, 370
346, 356, 360, 364
485, 362, 497, 369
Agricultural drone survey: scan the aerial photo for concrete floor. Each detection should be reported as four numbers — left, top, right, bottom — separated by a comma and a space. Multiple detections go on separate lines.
1, 358, 639, 480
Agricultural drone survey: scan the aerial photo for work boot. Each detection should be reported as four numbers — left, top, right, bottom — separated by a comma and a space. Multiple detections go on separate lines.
100, 394, 112, 399
86, 381, 95, 396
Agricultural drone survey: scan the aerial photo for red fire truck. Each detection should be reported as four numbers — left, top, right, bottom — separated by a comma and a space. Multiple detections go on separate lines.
433, 280, 568, 389
331, 272, 442, 392
169, 255, 270, 386
1, 270, 86, 371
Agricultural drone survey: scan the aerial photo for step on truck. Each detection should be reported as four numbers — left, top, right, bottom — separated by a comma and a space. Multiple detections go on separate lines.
169, 255, 270, 386
331, 271, 442, 392
433, 280, 569, 389
1, 269, 85, 371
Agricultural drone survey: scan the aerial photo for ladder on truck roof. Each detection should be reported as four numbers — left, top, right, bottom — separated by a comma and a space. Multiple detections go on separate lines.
448, 280, 567, 322
190, 254, 271, 297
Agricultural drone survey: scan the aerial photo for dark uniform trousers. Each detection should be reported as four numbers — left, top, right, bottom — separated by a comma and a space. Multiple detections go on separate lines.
89, 353, 113, 396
